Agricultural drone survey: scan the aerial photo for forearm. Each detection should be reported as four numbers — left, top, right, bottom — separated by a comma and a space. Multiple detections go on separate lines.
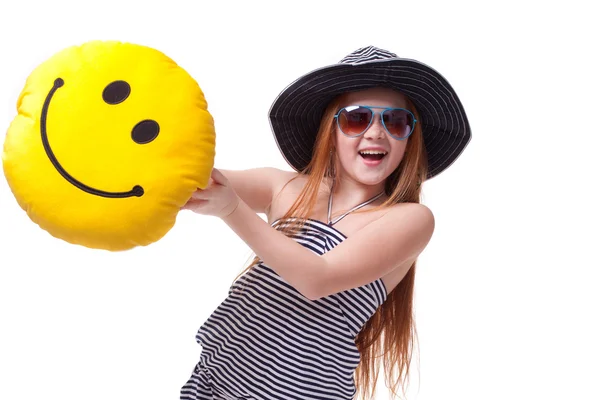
221, 197, 326, 299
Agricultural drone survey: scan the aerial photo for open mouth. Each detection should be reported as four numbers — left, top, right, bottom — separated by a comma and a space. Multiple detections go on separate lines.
358, 150, 387, 161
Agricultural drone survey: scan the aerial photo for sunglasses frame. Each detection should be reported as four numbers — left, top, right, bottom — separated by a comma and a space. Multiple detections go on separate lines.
334, 105, 418, 140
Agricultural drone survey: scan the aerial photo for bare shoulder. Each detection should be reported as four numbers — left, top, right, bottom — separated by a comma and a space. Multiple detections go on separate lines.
395, 202, 434, 220
318, 201, 435, 297
262, 167, 300, 211
267, 167, 300, 189
378, 202, 435, 237
372, 203, 434, 295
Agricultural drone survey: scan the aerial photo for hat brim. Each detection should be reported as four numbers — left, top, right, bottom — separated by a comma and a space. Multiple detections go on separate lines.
268, 58, 471, 180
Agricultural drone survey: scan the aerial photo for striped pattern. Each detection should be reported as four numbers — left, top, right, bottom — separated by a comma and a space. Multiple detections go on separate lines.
338, 46, 398, 65
182, 218, 387, 400
268, 45, 472, 181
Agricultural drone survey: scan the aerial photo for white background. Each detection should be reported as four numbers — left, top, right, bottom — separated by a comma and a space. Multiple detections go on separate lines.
1, 1, 599, 399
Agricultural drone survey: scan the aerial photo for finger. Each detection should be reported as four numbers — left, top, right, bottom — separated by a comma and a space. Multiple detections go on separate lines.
191, 188, 215, 200
210, 168, 229, 186
181, 198, 207, 210
191, 190, 205, 200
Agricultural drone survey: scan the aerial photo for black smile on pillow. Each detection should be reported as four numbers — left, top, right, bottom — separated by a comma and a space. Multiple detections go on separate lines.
40, 78, 162, 198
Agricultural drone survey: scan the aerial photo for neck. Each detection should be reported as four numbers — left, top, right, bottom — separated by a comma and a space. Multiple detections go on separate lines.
329, 173, 386, 210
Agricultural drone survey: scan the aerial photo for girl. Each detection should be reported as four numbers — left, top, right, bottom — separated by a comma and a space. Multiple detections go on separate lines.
181, 46, 471, 400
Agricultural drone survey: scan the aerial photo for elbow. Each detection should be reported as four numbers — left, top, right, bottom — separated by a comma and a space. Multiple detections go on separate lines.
295, 279, 323, 301
299, 285, 321, 301
306, 291, 321, 302
290, 255, 329, 301
301, 260, 329, 300
304, 291, 322, 302
301, 280, 327, 301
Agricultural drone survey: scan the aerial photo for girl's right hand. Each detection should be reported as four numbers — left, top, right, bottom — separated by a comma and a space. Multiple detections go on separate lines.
181, 169, 240, 219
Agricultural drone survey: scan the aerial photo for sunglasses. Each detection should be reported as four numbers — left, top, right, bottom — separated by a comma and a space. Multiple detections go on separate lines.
334, 105, 417, 140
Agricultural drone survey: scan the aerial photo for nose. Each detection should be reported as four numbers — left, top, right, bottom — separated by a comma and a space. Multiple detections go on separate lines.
363, 114, 386, 139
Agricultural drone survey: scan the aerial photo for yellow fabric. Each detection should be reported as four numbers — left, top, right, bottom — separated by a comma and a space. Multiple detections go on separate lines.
2, 40, 215, 251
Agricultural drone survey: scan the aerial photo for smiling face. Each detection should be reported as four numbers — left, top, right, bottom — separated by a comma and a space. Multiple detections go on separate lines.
333, 87, 410, 186
41, 78, 151, 198
3, 41, 215, 250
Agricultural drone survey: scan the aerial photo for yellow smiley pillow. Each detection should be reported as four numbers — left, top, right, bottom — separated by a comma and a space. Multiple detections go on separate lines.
2, 40, 215, 251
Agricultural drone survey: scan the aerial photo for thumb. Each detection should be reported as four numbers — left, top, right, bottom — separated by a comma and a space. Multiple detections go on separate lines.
210, 168, 229, 186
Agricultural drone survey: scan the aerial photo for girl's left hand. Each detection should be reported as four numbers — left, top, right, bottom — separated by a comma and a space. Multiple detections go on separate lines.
181, 168, 240, 219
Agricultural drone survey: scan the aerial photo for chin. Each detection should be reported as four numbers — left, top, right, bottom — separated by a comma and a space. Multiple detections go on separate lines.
352, 170, 390, 186
338, 156, 398, 186
360, 177, 388, 186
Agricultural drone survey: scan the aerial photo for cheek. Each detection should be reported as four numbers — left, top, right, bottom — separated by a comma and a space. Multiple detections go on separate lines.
340, 153, 357, 169
335, 138, 359, 164
389, 143, 408, 166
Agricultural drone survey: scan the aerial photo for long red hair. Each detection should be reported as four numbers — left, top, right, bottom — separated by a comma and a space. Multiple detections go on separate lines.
234, 89, 428, 399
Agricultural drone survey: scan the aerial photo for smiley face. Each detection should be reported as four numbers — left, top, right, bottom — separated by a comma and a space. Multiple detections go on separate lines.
3, 41, 216, 250
42, 78, 151, 198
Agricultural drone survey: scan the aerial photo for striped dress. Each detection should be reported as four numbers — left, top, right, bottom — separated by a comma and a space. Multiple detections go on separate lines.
181, 216, 388, 400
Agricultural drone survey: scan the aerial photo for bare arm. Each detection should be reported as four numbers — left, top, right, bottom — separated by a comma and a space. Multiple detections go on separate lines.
219, 167, 296, 214
221, 197, 435, 300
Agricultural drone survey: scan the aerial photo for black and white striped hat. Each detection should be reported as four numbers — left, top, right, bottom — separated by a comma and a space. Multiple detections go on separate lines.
268, 46, 472, 181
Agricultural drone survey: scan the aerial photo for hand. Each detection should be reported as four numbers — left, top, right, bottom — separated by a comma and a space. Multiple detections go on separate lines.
181, 168, 240, 218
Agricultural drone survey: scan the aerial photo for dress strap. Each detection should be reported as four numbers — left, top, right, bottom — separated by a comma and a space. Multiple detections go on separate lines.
327, 179, 385, 226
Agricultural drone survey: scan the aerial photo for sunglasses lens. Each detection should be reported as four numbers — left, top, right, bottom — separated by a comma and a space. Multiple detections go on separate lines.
382, 109, 414, 138
338, 107, 373, 135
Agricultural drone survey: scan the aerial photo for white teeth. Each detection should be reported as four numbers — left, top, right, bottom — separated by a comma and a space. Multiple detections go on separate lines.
359, 150, 387, 155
